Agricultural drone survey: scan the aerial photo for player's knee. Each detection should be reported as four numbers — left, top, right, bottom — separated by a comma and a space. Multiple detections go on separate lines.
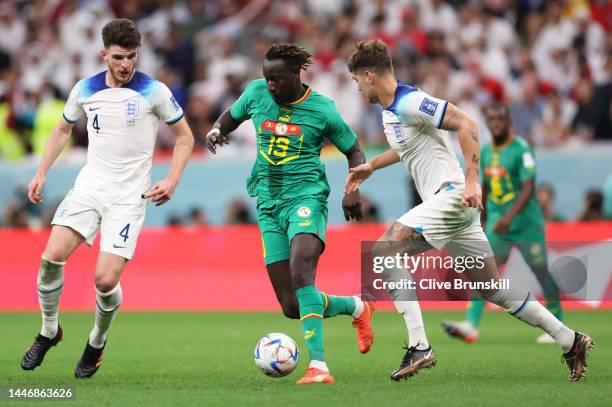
95, 275, 119, 294
42, 248, 68, 263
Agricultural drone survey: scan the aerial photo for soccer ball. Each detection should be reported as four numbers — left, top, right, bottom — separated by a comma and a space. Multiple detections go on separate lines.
254, 333, 299, 377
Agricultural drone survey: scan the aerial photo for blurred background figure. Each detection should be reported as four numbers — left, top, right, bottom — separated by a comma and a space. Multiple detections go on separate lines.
536, 183, 567, 222
224, 198, 254, 225
576, 189, 605, 221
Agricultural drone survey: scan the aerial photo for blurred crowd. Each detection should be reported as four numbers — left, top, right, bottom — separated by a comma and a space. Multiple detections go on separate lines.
0, 0, 610, 162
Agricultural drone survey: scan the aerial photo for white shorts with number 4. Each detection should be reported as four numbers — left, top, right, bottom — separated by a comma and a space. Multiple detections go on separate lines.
51, 189, 146, 260
396, 183, 494, 259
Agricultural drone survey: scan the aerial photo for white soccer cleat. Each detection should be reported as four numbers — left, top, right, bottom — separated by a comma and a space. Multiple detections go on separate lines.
441, 320, 479, 343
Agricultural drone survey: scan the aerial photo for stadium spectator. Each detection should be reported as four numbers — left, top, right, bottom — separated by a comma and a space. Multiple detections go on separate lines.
188, 207, 208, 226
224, 198, 254, 225
536, 183, 567, 222
576, 189, 605, 221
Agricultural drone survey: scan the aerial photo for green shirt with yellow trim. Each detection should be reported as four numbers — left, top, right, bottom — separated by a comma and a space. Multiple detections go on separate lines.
481, 137, 545, 233
230, 79, 357, 200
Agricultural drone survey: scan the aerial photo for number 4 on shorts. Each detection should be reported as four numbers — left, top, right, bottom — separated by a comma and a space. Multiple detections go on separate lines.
119, 224, 130, 242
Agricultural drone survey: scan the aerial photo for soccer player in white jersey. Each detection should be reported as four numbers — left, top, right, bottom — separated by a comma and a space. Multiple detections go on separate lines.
21, 19, 194, 378
345, 39, 593, 382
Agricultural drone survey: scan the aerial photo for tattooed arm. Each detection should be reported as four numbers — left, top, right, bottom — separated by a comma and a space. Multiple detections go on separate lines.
440, 103, 483, 210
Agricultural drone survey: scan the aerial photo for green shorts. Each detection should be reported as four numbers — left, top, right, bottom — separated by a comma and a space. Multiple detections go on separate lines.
486, 220, 547, 268
256, 195, 328, 265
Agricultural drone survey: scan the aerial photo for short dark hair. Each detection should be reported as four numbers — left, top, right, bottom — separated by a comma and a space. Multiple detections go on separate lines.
483, 102, 510, 117
347, 39, 393, 74
101, 19, 141, 49
265, 43, 312, 72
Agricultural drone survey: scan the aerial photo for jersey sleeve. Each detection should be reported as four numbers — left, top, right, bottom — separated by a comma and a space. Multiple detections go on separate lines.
63, 81, 84, 123
396, 90, 448, 129
229, 80, 261, 122
518, 142, 536, 182
324, 101, 357, 152
151, 81, 184, 124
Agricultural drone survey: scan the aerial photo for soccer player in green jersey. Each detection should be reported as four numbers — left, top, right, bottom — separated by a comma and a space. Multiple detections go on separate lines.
442, 103, 563, 344
205, 44, 374, 384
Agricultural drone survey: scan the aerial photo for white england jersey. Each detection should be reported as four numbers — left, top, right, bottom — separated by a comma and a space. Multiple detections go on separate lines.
382, 84, 465, 201
63, 70, 184, 203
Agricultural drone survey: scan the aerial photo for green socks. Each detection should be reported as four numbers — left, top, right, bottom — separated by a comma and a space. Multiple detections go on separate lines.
320, 292, 356, 318
296, 285, 325, 362
466, 299, 485, 328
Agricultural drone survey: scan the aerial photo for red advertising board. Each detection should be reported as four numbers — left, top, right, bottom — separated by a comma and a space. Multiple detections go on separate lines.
1, 223, 611, 311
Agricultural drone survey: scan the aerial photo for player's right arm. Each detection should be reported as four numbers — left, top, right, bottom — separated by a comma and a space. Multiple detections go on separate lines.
205, 108, 243, 154
344, 149, 400, 193
205, 80, 260, 154
28, 79, 84, 205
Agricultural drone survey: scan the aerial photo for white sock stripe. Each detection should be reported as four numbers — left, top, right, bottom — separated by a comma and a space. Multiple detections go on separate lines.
95, 301, 121, 314
95, 283, 122, 297
41, 255, 66, 266
37, 284, 64, 295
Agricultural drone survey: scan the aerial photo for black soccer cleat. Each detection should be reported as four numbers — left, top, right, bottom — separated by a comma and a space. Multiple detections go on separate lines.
21, 326, 63, 370
390, 343, 437, 381
75, 341, 105, 379
562, 332, 594, 382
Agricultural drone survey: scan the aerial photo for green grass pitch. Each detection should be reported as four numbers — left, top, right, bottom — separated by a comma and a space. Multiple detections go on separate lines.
1, 310, 609, 406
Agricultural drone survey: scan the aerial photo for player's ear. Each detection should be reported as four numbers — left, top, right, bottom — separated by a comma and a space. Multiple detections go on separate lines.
365, 70, 375, 84
100, 49, 107, 60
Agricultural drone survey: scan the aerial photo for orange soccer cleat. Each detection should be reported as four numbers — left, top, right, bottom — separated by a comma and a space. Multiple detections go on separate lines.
352, 300, 375, 354
296, 367, 335, 384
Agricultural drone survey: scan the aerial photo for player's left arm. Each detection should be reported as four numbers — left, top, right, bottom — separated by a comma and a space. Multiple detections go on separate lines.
341, 140, 366, 221
143, 117, 194, 206
440, 103, 483, 211
325, 103, 364, 221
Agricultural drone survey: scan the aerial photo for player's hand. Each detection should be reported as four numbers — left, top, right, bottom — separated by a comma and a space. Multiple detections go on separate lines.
342, 190, 362, 221
142, 178, 177, 206
27, 172, 46, 204
345, 163, 374, 194
205, 128, 229, 154
493, 213, 513, 235
461, 181, 483, 211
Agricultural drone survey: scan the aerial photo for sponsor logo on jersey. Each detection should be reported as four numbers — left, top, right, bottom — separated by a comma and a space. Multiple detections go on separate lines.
419, 98, 438, 116
125, 99, 139, 119
297, 206, 311, 218
262, 119, 301, 136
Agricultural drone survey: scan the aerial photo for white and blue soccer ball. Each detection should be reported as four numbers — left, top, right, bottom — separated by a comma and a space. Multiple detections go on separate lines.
254, 333, 299, 377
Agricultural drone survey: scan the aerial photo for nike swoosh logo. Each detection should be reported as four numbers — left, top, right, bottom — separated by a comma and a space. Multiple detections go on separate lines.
112, 244, 127, 249
89, 107, 101, 111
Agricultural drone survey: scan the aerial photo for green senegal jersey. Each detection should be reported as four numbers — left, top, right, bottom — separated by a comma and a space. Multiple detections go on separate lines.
230, 79, 357, 200
481, 137, 544, 232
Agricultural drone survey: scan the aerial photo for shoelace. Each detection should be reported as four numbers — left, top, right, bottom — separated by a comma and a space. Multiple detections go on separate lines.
400, 342, 417, 365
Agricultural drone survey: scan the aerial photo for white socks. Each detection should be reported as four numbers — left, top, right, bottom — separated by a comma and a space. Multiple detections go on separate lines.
309, 359, 329, 372
88, 284, 123, 349
490, 291, 575, 352
352, 296, 364, 318
37, 256, 65, 338
393, 300, 430, 349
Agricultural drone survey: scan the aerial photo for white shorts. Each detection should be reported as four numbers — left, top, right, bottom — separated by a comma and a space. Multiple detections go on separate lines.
51, 189, 146, 260
396, 184, 494, 258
